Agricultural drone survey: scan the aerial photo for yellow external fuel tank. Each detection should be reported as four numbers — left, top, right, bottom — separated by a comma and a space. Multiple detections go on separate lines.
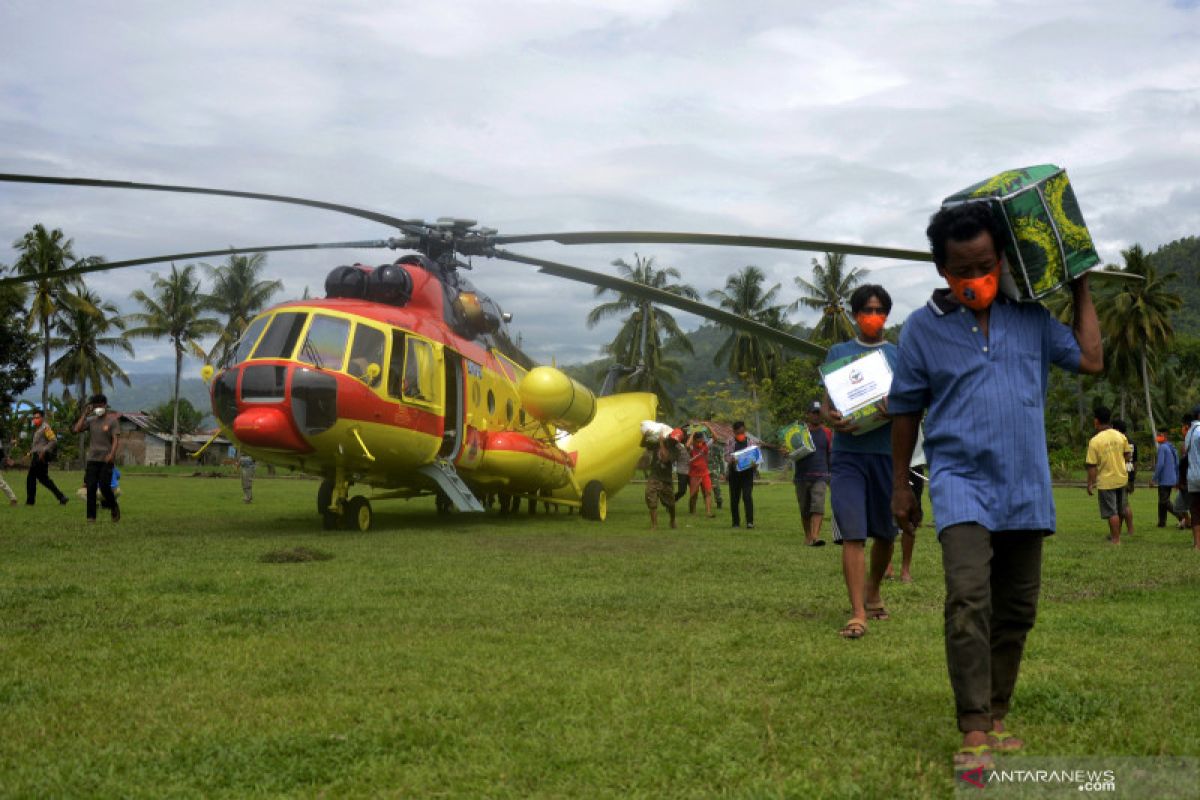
518, 366, 597, 432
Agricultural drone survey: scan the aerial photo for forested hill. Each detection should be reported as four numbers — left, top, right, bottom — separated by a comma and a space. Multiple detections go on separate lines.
562, 321, 814, 396
21, 375, 211, 417
1148, 236, 1200, 335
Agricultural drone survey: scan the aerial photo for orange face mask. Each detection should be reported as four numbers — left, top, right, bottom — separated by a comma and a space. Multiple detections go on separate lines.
734, 433, 747, 443
1156, 434, 1167, 444
946, 263, 1001, 311
855, 312, 887, 339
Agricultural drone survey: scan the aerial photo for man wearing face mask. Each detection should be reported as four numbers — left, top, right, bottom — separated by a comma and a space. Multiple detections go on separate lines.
821, 284, 899, 640
73, 394, 121, 523
888, 202, 1102, 766
1150, 427, 1185, 528
25, 409, 69, 506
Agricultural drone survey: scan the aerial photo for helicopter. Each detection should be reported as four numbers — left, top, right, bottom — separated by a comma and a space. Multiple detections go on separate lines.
1, 171, 1103, 531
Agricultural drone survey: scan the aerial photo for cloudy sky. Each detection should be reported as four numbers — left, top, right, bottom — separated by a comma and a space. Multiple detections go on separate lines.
2, 0, 1198, 375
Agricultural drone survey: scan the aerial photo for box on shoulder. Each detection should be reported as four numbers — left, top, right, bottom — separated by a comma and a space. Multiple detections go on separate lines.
942, 164, 1100, 301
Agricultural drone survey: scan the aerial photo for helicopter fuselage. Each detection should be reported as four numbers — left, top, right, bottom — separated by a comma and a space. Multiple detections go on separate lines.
207, 256, 655, 520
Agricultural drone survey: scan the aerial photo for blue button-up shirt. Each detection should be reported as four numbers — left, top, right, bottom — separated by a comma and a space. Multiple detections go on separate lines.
1152, 441, 1179, 487
888, 290, 1081, 535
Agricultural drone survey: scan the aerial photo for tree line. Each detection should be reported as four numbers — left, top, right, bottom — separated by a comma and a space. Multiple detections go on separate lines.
0, 224, 283, 465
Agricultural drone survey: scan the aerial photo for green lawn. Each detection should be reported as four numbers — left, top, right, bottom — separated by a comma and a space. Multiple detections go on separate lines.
1, 473, 1197, 798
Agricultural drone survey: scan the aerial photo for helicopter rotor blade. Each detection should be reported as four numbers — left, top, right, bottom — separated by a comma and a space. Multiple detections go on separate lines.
490, 230, 933, 263
489, 248, 826, 357
0, 240, 396, 287
0, 173, 426, 233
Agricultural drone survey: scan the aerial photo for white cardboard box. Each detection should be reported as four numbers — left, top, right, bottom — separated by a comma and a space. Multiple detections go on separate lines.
820, 349, 893, 435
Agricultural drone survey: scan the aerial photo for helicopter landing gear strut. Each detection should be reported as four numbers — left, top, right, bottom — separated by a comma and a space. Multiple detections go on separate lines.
317, 477, 339, 530
317, 467, 372, 531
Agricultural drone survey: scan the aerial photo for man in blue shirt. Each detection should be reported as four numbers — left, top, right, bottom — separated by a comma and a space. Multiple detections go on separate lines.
793, 400, 831, 547
888, 202, 1102, 764
822, 284, 899, 640
1150, 427, 1182, 528
1185, 407, 1200, 550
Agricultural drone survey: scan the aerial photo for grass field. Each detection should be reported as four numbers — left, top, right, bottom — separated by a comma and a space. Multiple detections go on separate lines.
1, 471, 1198, 798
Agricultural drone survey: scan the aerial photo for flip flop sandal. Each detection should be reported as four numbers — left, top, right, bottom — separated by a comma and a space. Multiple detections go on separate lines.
988, 730, 1024, 752
839, 618, 867, 639
807, 539, 826, 547
866, 604, 890, 621
954, 744, 994, 770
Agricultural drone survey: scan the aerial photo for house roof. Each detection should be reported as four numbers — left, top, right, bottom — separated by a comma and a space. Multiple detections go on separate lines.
116, 413, 228, 446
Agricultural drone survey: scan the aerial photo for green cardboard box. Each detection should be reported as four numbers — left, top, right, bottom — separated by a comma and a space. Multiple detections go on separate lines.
941, 164, 1100, 301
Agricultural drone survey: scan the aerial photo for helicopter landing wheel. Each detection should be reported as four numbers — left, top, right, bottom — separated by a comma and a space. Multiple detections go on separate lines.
317, 478, 334, 516
318, 479, 340, 529
581, 480, 607, 521
344, 496, 372, 532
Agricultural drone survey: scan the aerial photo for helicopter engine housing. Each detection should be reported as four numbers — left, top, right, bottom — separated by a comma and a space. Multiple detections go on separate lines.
518, 366, 597, 433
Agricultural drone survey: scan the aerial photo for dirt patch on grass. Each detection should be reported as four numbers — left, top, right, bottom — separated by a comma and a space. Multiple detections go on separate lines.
259, 547, 334, 564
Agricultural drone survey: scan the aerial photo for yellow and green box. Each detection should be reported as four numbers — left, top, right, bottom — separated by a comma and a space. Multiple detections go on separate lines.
942, 165, 1099, 301
779, 422, 815, 461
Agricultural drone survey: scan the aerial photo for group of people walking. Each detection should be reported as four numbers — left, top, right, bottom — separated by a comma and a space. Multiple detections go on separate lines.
1086, 404, 1200, 547
642, 420, 758, 530
1, 395, 122, 523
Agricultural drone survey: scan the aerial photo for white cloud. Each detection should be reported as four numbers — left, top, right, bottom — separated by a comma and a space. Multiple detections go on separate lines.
1, 0, 1198, 378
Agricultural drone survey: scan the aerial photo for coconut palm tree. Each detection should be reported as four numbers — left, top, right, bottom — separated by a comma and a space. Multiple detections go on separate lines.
1097, 245, 1182, 435
202, 252, 283, 366
708, 265, 789, 384
791, 252, 868, 345
12, 224, 102, 411
48, 288, 133, 401
49, 287, 133, 456
586, 254, 698, 411
125, 265, 221, 465
708, 265, 790, 432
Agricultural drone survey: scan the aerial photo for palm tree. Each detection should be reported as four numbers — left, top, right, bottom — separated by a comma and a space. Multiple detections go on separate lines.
586, 254, 698, 411
125, 265, 221, 465
202, 253, 283, 366
48, 288, 134, 402
49, 287, 133, 456
708, 265, 790, 432
790, 252, 868, 345
12, 224, 101, 411
1097, 245, 1182, 434
709, 265, 789, 384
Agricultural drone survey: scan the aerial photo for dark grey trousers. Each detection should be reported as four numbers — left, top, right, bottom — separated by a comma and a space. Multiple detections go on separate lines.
940, 524, 1044, 733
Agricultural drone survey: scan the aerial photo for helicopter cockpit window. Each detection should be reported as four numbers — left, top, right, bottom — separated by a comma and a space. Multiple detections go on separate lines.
347, 323, 385, 387
297, 315, 350, 371
403, 338, 435, 404
232, 315, 270, 366
252, 312, 308, 360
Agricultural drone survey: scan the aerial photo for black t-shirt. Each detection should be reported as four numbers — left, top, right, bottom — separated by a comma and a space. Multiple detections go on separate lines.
794, 426, 831, 482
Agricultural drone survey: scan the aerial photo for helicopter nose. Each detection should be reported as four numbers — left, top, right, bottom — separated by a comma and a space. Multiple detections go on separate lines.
233, 406, 311, 452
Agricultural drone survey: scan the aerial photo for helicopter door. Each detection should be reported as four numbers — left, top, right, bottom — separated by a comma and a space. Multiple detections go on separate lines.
439, 353, 464, 460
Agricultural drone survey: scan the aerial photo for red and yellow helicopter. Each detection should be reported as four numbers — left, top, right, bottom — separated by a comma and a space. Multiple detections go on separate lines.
0, 173, 934, 530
